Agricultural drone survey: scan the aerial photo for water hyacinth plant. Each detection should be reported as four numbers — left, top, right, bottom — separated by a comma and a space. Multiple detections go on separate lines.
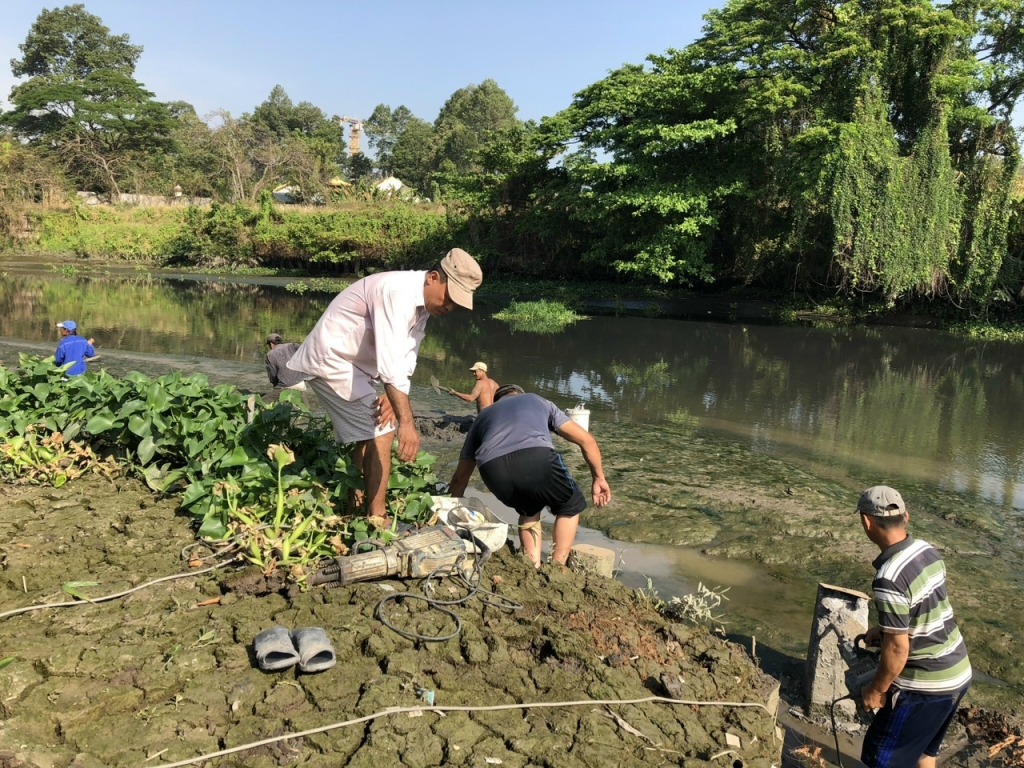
492, 300, 586, 334
0, 356, 438, 580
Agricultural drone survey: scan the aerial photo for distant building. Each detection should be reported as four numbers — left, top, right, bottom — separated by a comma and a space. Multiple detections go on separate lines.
272, 184, 300, 204
374, 176, 417, 199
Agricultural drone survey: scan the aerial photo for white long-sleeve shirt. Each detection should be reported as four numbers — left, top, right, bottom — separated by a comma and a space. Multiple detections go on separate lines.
286, 271, 429, 401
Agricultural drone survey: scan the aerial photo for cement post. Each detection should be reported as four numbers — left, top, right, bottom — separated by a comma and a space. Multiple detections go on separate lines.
804, 583, 870, 721
566, 544, 616, 578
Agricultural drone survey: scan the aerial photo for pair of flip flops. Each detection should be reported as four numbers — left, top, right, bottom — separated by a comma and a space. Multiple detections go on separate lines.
253, 626, 336, 673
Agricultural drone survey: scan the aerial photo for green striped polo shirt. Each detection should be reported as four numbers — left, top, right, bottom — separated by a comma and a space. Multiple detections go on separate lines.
872, 535, 972, 694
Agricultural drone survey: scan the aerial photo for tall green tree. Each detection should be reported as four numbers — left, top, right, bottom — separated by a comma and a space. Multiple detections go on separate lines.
364, 104, 418, 176
434, 79, 520, 175
3, 5, 172, 195
529, 0, 1022, 302
10, 3, 140, 79
389, 117, 437, 191
249, 85, 342, 172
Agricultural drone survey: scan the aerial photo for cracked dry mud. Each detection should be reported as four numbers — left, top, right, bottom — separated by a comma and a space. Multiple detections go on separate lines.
0, 476, 781, 767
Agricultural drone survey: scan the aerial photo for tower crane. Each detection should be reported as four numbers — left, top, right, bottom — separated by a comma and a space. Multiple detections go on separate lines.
338, 116, 363, 156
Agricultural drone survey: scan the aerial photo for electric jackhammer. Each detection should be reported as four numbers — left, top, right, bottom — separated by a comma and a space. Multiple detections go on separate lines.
307, 526, 481, 588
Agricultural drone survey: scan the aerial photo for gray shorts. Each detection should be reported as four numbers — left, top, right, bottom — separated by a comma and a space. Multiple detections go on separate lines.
307, 378, 396, 444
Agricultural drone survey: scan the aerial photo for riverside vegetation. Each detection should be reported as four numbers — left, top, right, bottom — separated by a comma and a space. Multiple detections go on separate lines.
2, 2, 1024, 325
0, 356, 439, 583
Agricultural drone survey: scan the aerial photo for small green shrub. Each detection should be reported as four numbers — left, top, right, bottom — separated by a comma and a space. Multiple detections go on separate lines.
492, 300, 586, 334
663, 583, 730, 631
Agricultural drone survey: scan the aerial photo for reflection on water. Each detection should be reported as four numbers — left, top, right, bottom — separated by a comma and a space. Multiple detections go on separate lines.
0, 272, 327, 363
423, 312, 1024, 512
4, 271, 1024, 512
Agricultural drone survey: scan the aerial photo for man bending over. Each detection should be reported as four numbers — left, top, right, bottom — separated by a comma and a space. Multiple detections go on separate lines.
449, 384, 611, 567
287, 248, 482, 519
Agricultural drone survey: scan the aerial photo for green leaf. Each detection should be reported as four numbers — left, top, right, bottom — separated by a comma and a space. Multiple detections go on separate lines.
143, 462, 172, 490
197, 512, 228, 540
146, 384, 171, 413
219, 445, 251, 468
128, 414, 152, 438
62, 580, 100, 603
137, 435, 156, 464
0, 657, 15, 671
415, 451, 437, 466
181, 481, 209, 509
84, 410, 116, 434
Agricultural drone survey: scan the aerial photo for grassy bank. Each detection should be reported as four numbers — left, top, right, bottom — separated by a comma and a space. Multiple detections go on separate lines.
13, 198, 462, 272
7, 198, 1024, 339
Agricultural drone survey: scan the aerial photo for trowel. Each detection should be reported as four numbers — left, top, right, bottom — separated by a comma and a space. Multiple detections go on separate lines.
429, 375, 452, 395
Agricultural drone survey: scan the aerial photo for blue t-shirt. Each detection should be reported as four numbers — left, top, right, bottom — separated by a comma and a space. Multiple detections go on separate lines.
54, 335, 95, 376
459, 393, 570, 466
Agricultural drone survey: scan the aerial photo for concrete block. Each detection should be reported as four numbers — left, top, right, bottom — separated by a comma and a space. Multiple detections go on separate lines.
804, 583, 870, 721
567, 544, 615, 578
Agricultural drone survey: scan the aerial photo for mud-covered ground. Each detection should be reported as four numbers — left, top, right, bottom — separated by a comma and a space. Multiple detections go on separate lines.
0, 476, 783, 768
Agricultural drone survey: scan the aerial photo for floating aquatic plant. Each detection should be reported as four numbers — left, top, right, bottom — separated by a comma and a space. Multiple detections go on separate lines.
492, 300, 586, 334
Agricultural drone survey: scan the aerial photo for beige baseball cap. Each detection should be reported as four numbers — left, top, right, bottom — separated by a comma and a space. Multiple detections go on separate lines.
857, 485, 906, 517
469, 361, 487, 372
439, 248, 482, 309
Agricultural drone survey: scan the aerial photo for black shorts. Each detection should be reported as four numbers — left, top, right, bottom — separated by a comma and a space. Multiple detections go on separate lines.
479, 447, 587, 518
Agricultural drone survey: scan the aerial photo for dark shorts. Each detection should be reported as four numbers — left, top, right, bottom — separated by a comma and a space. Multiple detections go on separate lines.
861, 685, 969, 768
479, 447, 587, 519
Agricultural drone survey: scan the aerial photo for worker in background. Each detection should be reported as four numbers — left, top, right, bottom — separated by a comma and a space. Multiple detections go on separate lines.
287, 248, 482, 521
856, 485, 972, 768
54, 320, 95, 376
264, 333, 306, 392
447, 361, 499, 412
448, 384, 611, 567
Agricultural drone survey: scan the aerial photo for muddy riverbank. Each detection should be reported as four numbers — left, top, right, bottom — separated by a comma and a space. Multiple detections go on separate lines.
1, 476, 783, 768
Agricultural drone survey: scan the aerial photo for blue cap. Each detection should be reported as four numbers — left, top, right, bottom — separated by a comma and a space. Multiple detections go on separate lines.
56, 320, 77, 331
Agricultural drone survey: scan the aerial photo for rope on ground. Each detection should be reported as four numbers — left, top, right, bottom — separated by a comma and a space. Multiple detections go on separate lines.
0, 560, 237, 621
150, 695, 775, 768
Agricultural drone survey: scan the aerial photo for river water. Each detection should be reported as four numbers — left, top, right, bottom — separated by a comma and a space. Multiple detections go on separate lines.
2, 265, 1022, 703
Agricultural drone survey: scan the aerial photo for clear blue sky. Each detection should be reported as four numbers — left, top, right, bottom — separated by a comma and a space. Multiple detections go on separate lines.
1, 1, 721, 125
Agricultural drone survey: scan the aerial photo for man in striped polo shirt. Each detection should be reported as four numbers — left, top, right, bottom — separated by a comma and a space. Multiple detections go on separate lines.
857, 485, 972, 768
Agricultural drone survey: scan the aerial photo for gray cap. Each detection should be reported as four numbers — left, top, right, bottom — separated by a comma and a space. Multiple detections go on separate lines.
857, 486, 906, 517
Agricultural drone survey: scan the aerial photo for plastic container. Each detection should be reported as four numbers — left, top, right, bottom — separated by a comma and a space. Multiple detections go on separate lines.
565, 402, 590, 431
430, 496, 509, 553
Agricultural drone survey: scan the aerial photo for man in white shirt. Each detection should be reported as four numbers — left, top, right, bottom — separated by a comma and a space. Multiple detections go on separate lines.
287, 248, 482, 520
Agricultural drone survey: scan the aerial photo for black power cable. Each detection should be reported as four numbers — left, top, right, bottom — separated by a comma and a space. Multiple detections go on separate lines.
829, 693, 855, 768
375, 526, 522, 642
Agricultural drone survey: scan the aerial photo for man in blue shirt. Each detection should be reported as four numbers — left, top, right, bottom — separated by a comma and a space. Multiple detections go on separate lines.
54, 320, 95, 376
449, 384, 612, 567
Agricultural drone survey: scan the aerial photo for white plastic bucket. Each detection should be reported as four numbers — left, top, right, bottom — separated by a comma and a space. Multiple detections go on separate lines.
565, 402, 590, 432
